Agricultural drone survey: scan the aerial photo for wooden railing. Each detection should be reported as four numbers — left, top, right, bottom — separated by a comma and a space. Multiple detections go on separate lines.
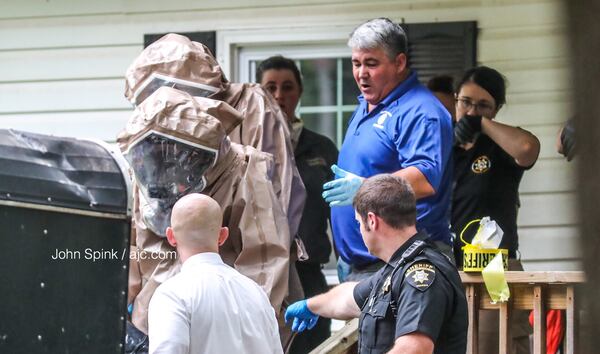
309, 271, 585, 354
309, 318, 359, 354
461, 271, 585, 354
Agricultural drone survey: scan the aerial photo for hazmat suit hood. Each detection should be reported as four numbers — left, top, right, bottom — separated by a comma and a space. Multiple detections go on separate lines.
124, 33, 229, 106
117, 86, 242, 236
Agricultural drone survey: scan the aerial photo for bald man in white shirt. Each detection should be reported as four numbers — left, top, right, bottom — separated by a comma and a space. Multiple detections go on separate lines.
148, 193, 282, 354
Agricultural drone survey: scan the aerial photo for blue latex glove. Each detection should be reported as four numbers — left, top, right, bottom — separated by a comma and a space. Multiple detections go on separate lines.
284, 300, 319, 332
322, 165, 364, 206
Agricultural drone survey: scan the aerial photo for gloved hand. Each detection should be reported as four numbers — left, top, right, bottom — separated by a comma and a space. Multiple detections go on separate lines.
285, 300, 319, 332
454, 115, 482, 145
322, 165, 364, 207
560, 119, 576, 161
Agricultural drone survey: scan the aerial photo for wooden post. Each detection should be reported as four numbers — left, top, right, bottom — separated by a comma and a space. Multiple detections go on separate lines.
498, 300, 511, 354
533, 285, 546, 354
567, 1, 600, 352
565, 286, 576, 354
466, 284, 479, 354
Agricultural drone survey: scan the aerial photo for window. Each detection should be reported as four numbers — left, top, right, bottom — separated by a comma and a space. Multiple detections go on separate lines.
240, 45, 359, 148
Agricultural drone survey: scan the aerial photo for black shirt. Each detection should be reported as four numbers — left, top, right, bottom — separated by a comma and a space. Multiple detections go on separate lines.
452, 134, 530, 262
295, 128, 338, 264
353, 231, 468, 354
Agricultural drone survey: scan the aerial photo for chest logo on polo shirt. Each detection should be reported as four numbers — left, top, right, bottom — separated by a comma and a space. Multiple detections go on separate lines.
405, 262, 436, 291
471, 155, 492, 174
373, 111, 392, 129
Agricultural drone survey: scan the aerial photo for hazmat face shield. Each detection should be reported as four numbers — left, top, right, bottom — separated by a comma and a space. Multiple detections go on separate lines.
118, 86, 244, 235
124, 131, 218, 236
130, 73, 220, 106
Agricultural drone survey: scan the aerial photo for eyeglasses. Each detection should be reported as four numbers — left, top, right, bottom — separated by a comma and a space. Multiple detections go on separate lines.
456, 97, 496, 116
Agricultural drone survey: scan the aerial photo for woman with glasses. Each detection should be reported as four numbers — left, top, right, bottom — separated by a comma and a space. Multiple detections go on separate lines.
451, 66, 540, 354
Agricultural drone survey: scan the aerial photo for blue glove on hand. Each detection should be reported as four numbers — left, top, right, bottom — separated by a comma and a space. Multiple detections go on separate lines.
322, 165, 364, 207
284, 300, 319, 332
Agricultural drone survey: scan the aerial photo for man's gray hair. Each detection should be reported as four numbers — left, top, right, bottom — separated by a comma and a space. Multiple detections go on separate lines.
347, 18, 408, 60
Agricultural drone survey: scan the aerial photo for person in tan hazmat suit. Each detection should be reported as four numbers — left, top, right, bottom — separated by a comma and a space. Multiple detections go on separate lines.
119, 86, 291, 337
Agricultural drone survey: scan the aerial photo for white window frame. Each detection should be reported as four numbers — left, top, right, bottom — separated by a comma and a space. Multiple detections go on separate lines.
237, 45, 349, 84
215, 26, 354, 82
216, 26, 359, 146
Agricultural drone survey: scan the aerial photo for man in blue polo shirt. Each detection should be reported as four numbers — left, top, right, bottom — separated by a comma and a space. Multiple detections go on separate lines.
323, 17, 453, 281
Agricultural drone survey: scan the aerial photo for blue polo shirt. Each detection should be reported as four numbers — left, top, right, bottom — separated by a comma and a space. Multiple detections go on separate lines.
331, 71, 453, 267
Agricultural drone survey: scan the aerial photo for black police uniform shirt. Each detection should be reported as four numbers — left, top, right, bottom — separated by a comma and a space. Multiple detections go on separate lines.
352, 231, 468, 354
452, 134, 533, 264
295, 127, 338, 264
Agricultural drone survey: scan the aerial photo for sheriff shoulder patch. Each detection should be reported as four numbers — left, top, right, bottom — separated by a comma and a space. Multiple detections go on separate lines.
405, 261, 436, 291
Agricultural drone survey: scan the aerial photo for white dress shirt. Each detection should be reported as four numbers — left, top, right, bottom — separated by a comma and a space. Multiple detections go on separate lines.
148, 252, 283, 354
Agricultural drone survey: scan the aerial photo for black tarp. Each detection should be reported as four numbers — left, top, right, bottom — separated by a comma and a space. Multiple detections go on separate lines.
0, 129, 129, 214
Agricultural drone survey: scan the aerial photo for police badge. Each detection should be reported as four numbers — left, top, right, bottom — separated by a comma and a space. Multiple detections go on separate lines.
405, 261, 436, 291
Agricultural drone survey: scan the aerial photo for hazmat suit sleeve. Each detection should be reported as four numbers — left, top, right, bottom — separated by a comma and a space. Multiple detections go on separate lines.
224, 145, 291, 312
226, 84, 306, 239
129, 184, 181, 334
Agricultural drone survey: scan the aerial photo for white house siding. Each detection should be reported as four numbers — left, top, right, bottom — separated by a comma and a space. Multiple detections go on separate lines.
0, 0, 577, 270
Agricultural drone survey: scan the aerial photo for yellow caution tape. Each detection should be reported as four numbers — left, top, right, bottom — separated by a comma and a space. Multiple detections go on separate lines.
481, 251, 511, 303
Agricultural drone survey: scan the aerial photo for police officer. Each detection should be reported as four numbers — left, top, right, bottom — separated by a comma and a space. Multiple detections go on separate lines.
285, 175, 468, 354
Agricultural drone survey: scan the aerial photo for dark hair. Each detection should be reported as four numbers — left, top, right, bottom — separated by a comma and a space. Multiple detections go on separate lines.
457, 66, 507, 107
255, 55, 303, 91
427, 75, 454, 95
353, 174, 416, 229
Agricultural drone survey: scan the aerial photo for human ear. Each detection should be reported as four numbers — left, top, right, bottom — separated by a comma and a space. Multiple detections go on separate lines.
217, 227, 229, 246
367, 212, 378, 230
395, 53, 408, 74
166, 227, 177, 247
